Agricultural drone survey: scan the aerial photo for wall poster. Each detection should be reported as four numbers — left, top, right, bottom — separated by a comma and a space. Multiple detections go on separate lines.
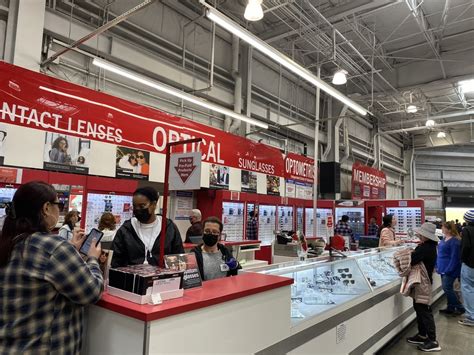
266, 175, 280, 196
116, 146, 150, 180
43, 133, 90, 174
209, 164, 229, 189
241, 170, 257, 193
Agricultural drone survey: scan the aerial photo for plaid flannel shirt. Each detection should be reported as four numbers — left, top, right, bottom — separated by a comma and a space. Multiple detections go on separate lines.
334, 221, 353, 238
368, 223, 379, 236
0, 233, 103, 355
246, 218, 258, 240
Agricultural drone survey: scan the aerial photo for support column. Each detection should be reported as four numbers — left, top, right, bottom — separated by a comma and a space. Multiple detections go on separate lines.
240, 44, 253, 137
5, 0, 46, 71
403, 148, 415, 199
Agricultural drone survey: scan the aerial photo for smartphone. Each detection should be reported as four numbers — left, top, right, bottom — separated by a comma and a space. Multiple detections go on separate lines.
79, 228, 104, 255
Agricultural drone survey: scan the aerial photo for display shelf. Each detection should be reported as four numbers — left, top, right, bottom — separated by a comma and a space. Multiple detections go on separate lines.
85, 193, 133, 232
335, 207, 365, 236
355, 248, 400, 289
305, 208, 332, 238
222, 201, 244, 241
258, 205, 277, 245
277, 205, 294, 232
386, 207, 422, 235
256, 257, 371, 326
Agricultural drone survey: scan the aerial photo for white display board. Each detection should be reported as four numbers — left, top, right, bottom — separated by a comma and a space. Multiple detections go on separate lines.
335, 207, 365, 236
278, 206, 294, 231
259, 205, 277, 245
305, 208, 333, 238
222, 201, 245, 241
386, 207, 422, 234
85, 193, 133, 233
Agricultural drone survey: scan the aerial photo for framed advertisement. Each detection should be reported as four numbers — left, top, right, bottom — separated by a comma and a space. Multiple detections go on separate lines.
43, 133, 90, 174
116, 146, 149, 180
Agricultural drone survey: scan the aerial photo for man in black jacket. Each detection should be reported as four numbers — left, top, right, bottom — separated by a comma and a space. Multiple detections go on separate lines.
459, 210, 474, 327
192, 216, 240, 281
111, 187, 184, 267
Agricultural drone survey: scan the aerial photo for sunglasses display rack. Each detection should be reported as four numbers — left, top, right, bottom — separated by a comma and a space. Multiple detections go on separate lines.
258, 205, 277, 246
296, 207, 304, 233
335, 208, 365, 236
85, 193, 133, 233
277, 206, 294, 232
386, 207, 422, 235
221, 202, 244, 242
304, 208, 333, 238
253, 247, 405, 325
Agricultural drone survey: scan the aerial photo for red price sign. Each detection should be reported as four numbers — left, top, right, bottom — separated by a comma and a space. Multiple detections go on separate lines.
327, 216, 333, 229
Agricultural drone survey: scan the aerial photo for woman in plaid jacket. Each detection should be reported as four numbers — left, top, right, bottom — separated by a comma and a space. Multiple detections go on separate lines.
0, 181, 104, 354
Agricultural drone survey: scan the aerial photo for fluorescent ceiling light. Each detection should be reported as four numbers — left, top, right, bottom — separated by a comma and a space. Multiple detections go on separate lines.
205, 7, 368, 117
437, 131, 446, 138
244, 0, 263, 21
332, 70, 347, 85
425, 119, 435, 127
406, 104, 417, 113
459, 79, 474, 94
92, 58, 268, 129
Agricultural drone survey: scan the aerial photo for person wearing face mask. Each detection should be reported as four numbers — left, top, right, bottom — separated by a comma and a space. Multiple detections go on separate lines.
58, 210, 81, 241
0, 181, 103, 354
185, 209, 203, 243
192, 216, 241, 281
111, 187, 184, 267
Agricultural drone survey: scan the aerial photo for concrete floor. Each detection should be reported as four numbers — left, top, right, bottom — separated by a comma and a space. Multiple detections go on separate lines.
378, 301, 474, 354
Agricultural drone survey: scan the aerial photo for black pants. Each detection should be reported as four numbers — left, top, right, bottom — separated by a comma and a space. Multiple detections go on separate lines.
413, 300, 437, 341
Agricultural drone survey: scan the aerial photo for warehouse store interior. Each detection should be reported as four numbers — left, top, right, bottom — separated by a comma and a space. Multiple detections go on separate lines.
0, 0, 473, 354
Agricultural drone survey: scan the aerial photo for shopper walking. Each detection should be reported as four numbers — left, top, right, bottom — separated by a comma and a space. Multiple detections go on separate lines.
378, 214, 403, 247
0, 181, 104, 354
459, 210, 474, 327
437, 221, 464, 316
405, 222, 441, 352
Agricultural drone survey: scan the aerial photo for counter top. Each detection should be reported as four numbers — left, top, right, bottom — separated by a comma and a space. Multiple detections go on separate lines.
97, 272, 292, 322
183, 240, 261, 249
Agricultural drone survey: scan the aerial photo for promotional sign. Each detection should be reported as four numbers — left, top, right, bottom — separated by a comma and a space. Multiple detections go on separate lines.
0, 62, 285, 175
241, 170, 257, 193
266, 176, 280, 196
164, 253, 202, 289
43, 133, 90, 174
351, 162, 386, 200
169, 152, 201, 191
0, 167, 22, 183
209, 164, 229, 189
115, 146, 149, 180
284, 153, 315, 183
285, 179, 296, 198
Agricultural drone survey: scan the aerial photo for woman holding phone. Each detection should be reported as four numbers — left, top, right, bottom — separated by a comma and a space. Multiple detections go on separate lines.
0, 181, 104, 354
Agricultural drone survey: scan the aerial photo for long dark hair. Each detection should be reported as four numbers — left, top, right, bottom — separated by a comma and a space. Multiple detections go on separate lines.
377, 214, 394, 238
52, 136, 68, 150
63, 210, 79, 230
0, 181, 57, 266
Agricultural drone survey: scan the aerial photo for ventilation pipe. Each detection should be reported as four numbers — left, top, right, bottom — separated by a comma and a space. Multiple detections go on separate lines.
332, 105, 348, 162
224, 35, 242, 133
340, 119, 351, 164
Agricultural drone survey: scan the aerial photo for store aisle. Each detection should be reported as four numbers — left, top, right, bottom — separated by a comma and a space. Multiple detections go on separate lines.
378, 301, 474, 354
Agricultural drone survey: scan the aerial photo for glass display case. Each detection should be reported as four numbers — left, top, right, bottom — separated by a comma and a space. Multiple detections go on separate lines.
252, 247, 403, 326
355, 249, 400, 289
257, 258, 372, 325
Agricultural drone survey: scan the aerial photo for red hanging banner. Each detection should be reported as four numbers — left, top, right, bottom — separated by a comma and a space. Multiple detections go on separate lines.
351, 162, 386, 200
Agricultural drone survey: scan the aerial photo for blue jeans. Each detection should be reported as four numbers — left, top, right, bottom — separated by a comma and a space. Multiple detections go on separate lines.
441, 274, 464, 311
461, 263, 474, 321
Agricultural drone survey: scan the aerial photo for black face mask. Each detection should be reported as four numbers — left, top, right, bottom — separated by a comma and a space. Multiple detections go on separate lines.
202, 233, 218, 247
134, 208, 152, 223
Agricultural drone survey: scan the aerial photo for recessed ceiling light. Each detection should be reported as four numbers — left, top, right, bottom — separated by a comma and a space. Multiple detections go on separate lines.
459, 79, 474, 94
332, 69, 348, 85
244, 0, 263, 21
437, 131, 446, 138
425, 119, 435, 127
406, 104, 417, 113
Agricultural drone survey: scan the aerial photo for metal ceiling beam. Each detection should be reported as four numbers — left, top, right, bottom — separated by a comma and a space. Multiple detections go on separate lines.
404, 0, 446, 78
380, 118, 474, 135
41, 0, 156, 67
381, 109, 474, 128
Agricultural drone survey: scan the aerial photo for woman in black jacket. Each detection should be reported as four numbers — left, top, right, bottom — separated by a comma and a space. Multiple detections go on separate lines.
192, 216, 240, 281
111, 187, 184, 267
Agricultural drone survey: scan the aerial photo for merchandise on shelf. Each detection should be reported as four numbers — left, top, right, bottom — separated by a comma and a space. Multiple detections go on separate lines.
86, 193, 133, 232
277, 206, 294, 232
335, 207, 365, 236
296, 207, 304, 233
386, 207, 422, 235
258, 205, 277, 245
305, 208, 332, 238
222, 201, 245, 241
